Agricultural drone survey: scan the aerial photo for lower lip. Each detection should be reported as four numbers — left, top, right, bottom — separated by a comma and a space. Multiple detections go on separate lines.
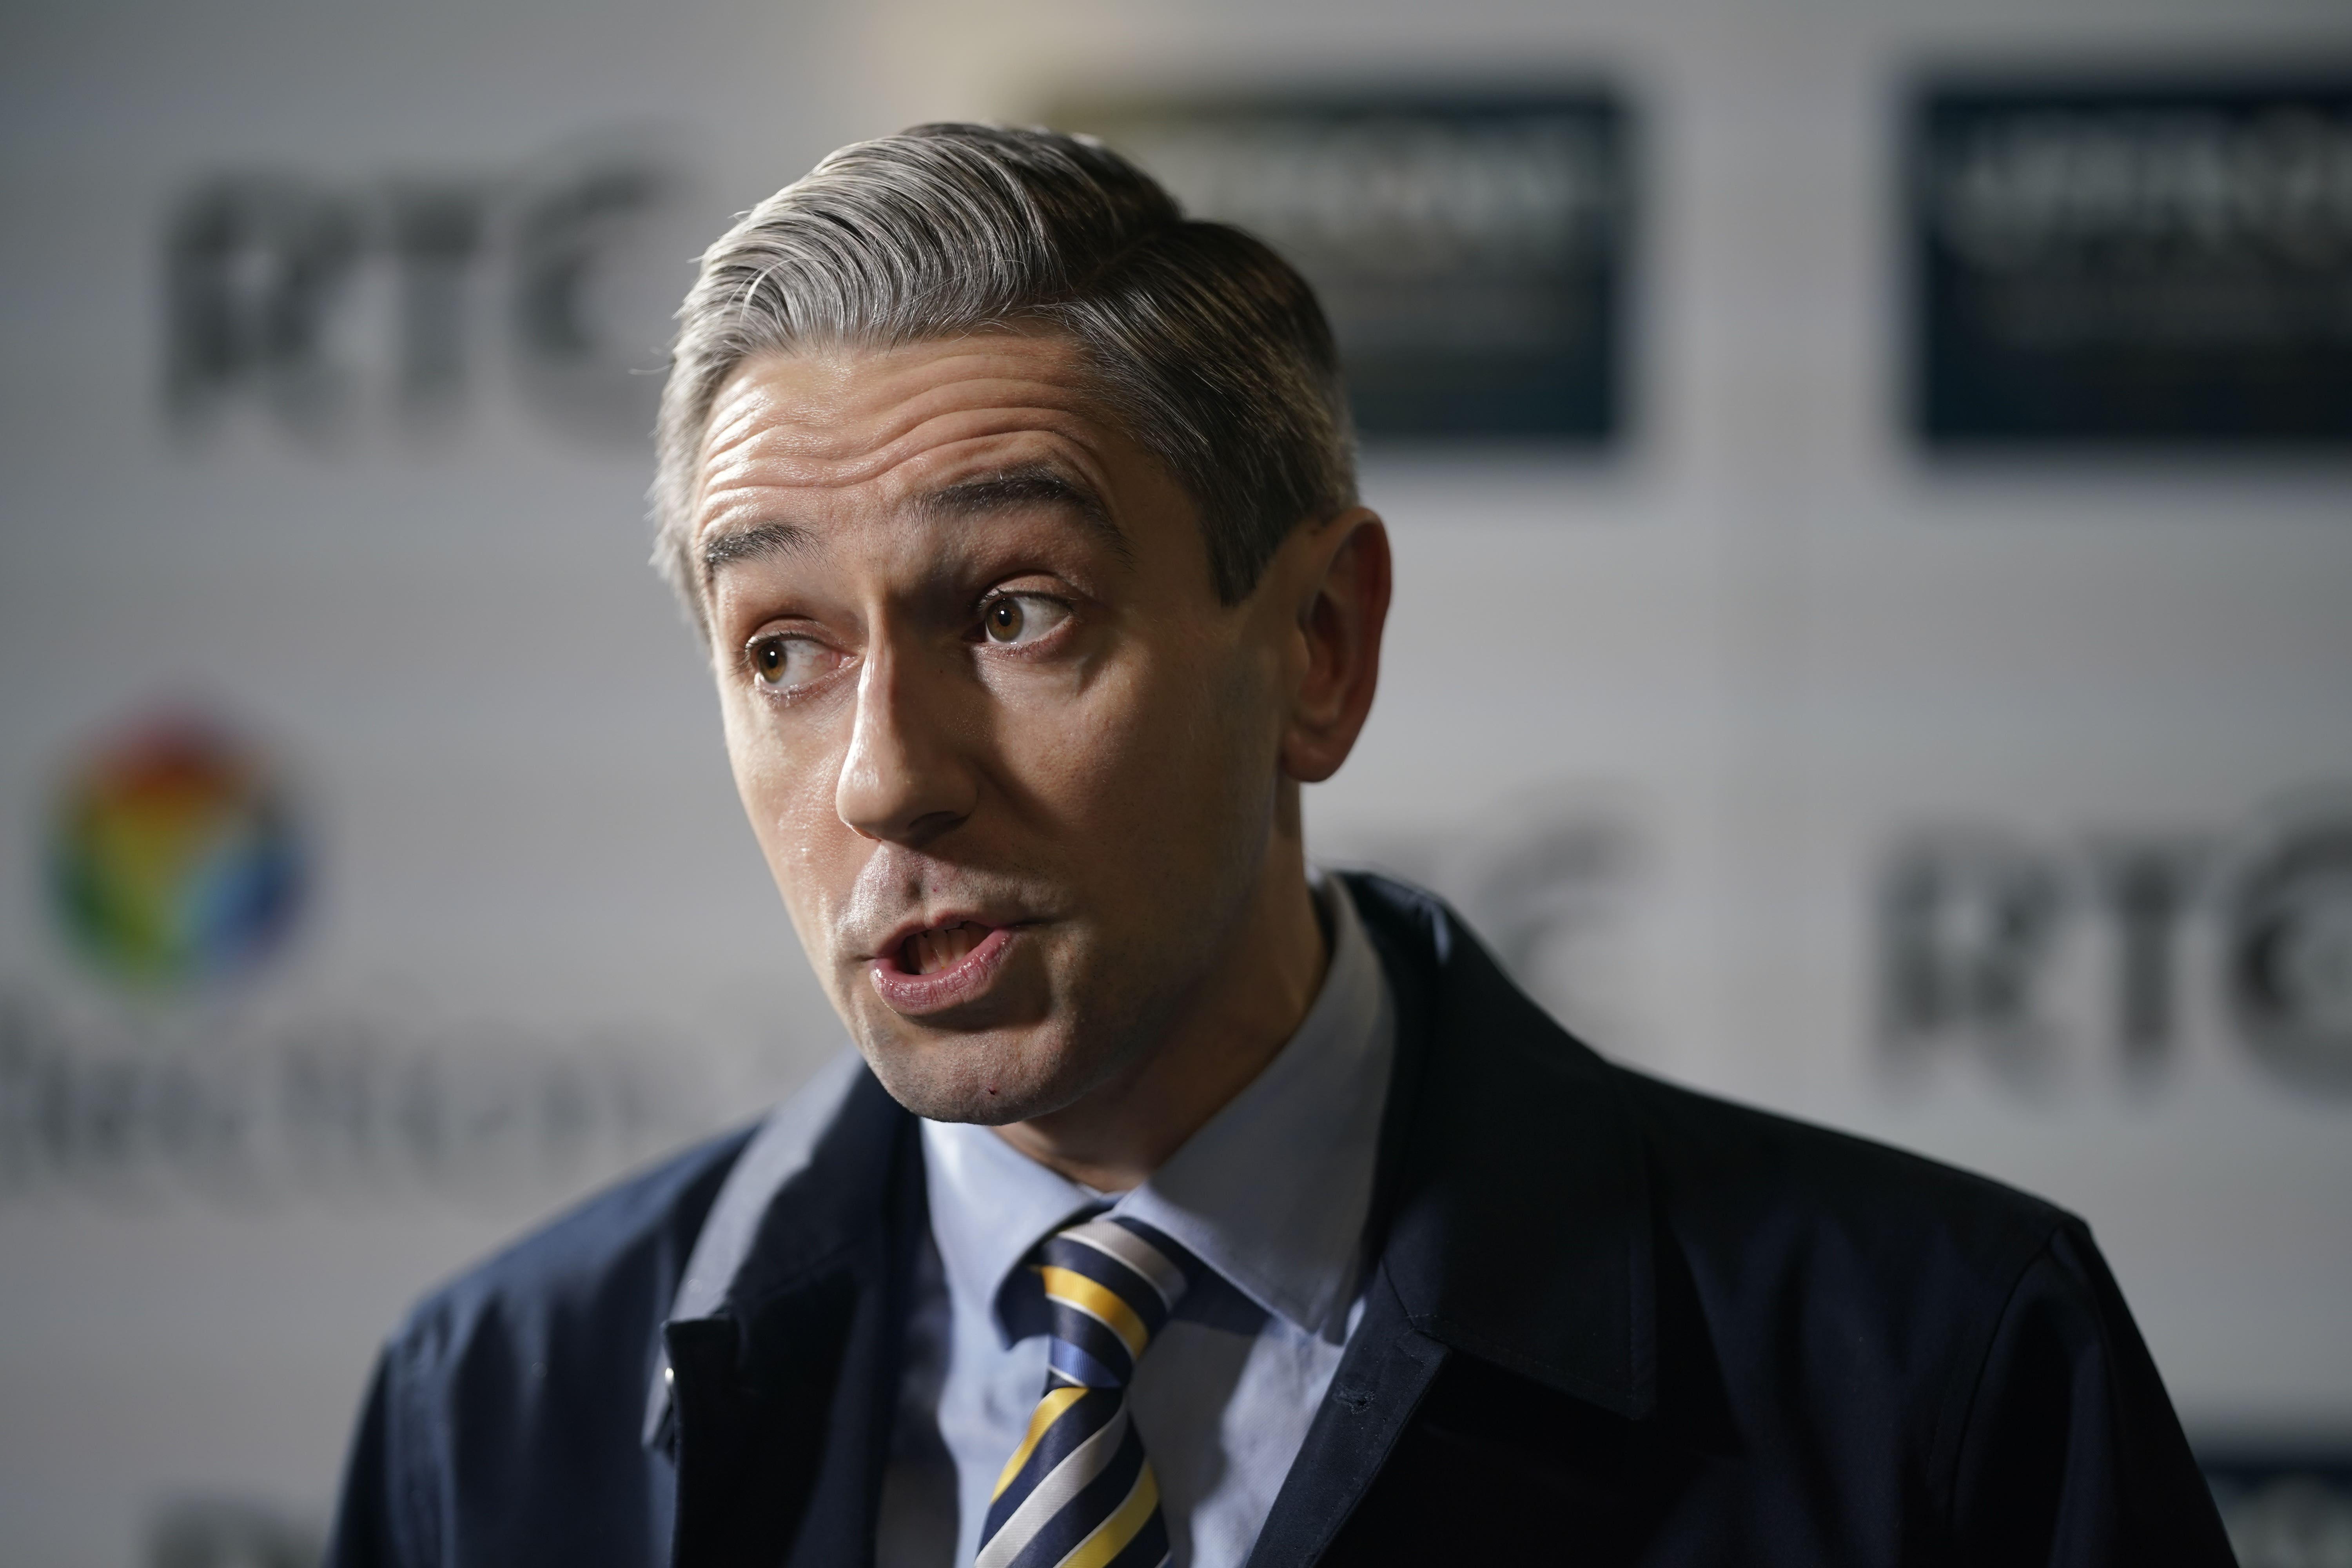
869, 925, 1020, 1016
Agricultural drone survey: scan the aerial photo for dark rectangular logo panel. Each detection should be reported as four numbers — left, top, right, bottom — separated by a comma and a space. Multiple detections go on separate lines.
1063, 90, 1632, 442
1913, 76, 2352, 446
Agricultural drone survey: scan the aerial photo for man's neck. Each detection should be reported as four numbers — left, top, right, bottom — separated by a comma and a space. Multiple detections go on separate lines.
991, 844, 1329, 1193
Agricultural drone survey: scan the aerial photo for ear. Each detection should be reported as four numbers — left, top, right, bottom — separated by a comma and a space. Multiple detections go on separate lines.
1279, 508, 1391, 785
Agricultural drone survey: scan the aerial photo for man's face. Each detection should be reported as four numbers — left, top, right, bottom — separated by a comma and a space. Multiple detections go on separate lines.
694, 330, 1304, 1125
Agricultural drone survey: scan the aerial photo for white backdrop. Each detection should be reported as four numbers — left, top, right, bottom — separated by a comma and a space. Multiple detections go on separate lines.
3, 0, 2349, 1563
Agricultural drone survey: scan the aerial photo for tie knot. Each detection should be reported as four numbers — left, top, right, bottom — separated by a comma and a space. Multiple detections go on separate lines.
1035, 1215, 1197, 1390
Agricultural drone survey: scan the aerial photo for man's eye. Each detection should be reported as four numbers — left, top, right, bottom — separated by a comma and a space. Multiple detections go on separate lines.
746, 634, 832, 690
979, 594, 1071, 647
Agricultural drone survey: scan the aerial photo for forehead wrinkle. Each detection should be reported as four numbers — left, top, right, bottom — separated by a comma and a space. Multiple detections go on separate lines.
775, 382, 1109, 491
702, 337, 1102, 477
691, 338, 1126, 567
697, 401, 1118, 544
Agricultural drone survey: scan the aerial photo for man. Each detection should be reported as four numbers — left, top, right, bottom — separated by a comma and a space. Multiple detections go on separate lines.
327, 125, 2233, 1568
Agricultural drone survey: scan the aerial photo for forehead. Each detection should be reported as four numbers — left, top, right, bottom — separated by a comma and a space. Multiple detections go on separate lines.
692, 330, 1127, 538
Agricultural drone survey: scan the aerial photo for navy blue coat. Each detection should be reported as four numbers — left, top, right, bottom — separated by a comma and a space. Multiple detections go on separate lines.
327, 875, 2235, 1566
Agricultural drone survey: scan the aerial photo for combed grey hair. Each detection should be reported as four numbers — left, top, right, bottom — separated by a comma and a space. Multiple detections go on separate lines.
650, 123, 1356, 643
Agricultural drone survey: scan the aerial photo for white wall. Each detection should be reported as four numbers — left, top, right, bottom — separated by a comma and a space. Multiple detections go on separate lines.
3, 0, 2348, 1563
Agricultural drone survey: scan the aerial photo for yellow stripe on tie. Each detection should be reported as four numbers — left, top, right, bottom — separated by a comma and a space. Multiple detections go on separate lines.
991, 1385, 1088, 1501
1062, 1461, 1161, 1568
1038, 1266, 1149, 1360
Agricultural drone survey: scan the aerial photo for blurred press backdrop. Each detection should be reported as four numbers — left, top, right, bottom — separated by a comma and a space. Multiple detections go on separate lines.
3, 0, 2349, 1563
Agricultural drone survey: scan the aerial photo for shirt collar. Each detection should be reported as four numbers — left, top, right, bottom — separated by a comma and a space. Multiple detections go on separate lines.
922, 873, 1395, 1346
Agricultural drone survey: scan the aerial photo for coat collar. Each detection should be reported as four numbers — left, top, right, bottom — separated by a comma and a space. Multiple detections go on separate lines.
657, 1061, 924, 1568
651, 869, 1659, 1450
645, 1047, 903, 1448
1347, 872, 1659, 1421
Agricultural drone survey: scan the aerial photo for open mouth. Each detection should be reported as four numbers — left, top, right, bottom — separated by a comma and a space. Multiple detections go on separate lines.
870, 918, 1019, 1015
902, 920, 992, 976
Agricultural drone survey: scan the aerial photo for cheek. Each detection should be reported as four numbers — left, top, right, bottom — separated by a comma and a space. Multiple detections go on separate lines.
1014, 638, 1266, 830
1014, 658, 1167, 798
720, 693, 850, 886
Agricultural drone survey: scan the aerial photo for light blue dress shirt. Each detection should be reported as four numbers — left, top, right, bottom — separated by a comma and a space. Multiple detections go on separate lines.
877, 876, 1397, 1568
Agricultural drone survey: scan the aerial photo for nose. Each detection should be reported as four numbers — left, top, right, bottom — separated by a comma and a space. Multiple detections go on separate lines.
834, 636, 977, 848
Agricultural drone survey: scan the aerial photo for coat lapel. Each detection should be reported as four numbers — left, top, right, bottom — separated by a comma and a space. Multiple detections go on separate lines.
664, 1066, 923, 1568
1360, 874, 1657, 1417
1245, 875, 1660, 1564
665, 875, 1654, 1568
1240, 1265, 1450, 1568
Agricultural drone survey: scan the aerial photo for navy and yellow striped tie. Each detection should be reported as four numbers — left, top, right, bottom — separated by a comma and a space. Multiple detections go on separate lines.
976, 1214, 1199, 1568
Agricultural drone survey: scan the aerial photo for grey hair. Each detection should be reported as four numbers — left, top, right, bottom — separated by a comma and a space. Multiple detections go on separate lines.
650, 123, 1356, 643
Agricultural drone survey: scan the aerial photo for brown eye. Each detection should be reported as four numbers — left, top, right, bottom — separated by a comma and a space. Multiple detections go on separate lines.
976, 593, 1070, 649
748, 633, 828, 689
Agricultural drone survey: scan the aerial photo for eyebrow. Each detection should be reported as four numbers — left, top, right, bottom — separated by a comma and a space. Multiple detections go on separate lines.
915, 463, 1132, 565
702, 521, 814, 583
699, 462, 1132, 588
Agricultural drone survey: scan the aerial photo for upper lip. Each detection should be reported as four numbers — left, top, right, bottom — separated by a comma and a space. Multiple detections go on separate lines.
864, 908, 1030, 966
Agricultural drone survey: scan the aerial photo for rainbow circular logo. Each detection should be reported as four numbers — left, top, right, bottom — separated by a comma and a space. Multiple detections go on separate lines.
47, 712, 306, 990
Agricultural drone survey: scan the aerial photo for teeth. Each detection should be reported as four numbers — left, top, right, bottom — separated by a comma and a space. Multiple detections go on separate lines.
907, 922, 985, 975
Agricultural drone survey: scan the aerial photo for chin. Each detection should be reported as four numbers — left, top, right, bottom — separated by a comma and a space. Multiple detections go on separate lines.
851, 1023, 1092, 1128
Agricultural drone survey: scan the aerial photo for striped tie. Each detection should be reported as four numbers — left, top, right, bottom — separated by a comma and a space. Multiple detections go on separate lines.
976, 1214, 1198, 1568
